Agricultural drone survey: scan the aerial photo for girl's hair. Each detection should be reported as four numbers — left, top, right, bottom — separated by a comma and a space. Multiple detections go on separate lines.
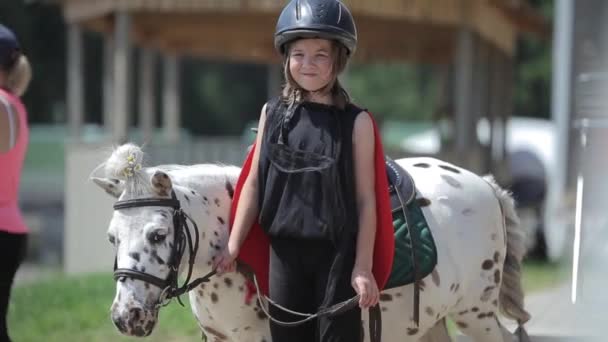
2, 54, 31, 97
281, 40, 351, 110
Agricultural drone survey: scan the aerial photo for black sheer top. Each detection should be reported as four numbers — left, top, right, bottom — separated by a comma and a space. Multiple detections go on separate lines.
257, 97, 362, 243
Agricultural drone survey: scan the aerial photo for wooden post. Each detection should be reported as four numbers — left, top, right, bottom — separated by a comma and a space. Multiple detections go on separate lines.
487, 51, 513, 184
67, 23, 84, 139
489, 46, 505, 174
435, 64, 454, 154
112, 12, 132, 144
500, 53, 514, 162
475, 41, 491, 173
139, 48, 156, 143
267, 64, 282, 98
454, 27, 476, 167
500, 53, 515, 183
102, 35, 114, 136
485, 45, 497, 174
469, 37, 489, 173
162, 55, 180, 144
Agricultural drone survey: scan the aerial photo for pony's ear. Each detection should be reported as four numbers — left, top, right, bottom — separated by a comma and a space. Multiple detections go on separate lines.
91, 177, 125, 198
151, 170, 172, 197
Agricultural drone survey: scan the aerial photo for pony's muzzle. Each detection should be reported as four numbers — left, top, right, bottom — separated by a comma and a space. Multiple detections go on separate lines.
111, 301, 157, 337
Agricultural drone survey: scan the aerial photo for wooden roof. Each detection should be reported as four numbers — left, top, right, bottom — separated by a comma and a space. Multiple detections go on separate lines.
57, 0, 549, 64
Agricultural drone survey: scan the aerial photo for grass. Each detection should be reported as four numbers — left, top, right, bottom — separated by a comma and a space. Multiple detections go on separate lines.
8, 260, 566, 342
521, 259, 568, 293
9, 273, 201, 342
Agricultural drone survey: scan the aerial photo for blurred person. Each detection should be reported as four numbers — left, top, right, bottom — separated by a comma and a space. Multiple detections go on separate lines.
508, 150, 547, 258
0, 24, 32, 342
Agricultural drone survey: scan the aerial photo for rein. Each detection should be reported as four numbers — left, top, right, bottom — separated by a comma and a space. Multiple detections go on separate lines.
237, 262, 382, 342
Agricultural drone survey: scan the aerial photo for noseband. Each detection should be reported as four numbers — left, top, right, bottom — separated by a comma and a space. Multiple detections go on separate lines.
112, 190, 215, 307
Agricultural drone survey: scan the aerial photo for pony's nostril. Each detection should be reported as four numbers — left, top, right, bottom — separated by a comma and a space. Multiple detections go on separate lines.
129, 307, 143, 321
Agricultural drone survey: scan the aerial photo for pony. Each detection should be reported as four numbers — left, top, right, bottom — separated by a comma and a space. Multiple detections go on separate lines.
91, 143, 530, 341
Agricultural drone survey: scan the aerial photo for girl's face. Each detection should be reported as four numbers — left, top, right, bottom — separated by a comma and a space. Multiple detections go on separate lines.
288, 38, 334, 93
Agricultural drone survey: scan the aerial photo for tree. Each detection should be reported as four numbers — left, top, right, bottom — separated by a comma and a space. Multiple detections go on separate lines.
513, 0, 554, 118
347, 63, 438, 122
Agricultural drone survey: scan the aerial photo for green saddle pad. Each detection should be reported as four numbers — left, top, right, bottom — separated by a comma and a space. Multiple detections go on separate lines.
384, 199, 437, 290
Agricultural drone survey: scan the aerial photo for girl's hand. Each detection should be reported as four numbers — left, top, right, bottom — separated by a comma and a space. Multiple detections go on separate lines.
351, 266, 380, 309
213, 241, 239, 274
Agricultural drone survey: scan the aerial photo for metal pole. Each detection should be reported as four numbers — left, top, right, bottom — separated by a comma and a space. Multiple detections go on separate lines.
571, 124, 586, 304
548, 0, 575, 263
570, 117, 608, 303
552, 0, 577, 302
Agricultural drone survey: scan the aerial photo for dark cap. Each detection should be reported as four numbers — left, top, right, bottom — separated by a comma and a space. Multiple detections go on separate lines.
0, 24, 20, 69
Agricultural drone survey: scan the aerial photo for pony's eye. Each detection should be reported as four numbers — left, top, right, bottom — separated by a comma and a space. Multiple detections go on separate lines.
108, 234, 116, 245
151, 233, 166, 243
148, 231, 167, 244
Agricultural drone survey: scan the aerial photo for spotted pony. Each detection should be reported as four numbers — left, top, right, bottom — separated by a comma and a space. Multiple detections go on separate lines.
92, 143, 530, 341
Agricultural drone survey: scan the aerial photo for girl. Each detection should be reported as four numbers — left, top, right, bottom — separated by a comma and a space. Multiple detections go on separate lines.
0, 24, 33, 342
215, 1, 394, 340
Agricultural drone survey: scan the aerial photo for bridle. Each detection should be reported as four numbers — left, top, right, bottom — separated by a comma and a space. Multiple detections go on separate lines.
112, 190, 215, 308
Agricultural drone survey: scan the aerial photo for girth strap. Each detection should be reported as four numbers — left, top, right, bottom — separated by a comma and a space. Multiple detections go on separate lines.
393, 172, 422, 327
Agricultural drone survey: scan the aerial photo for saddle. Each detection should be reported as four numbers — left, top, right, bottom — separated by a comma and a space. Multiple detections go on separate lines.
383, 157, 437, 326
385, 157, 416, 210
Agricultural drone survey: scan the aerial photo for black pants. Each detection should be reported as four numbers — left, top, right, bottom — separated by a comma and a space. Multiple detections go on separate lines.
0, 232, 27, 342
268, 239, 360, 342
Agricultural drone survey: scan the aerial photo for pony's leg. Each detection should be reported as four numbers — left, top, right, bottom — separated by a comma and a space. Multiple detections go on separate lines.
418, 318, 452, 342
449, 309, 513, 342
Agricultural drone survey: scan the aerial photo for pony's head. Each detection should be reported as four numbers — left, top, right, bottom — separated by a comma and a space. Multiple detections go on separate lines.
92, 144, 190, 336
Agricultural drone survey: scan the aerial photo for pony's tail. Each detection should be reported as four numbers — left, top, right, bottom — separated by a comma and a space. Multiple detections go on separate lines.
483, 176, 531, 325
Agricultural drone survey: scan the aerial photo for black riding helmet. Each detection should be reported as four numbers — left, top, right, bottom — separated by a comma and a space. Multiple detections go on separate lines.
274, 0, 357, 55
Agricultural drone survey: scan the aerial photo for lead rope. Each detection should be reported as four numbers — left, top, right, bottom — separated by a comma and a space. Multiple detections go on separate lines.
237, 262, 382, 342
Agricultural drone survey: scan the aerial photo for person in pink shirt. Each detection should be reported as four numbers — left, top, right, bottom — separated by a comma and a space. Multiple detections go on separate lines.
0, 24, 32, 342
